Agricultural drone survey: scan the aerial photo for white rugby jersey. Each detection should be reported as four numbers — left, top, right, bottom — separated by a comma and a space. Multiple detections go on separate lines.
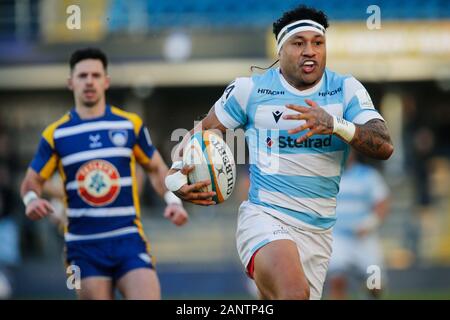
214, 67, 384, 231
334, 163, 389, 237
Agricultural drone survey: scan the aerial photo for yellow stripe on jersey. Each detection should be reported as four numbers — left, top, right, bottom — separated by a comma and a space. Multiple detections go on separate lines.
130, 153, 141, 218
40, 154, 58, 180
133, 144, 151, 166
130, 152, 153, 260
130, 152, 144, 238
112, 107, 154, 262
57, 159, 68, 208
111, 106, 154, 166
39, 113, 71, 179
110, 106, 143, 136
42, 113, 71, 149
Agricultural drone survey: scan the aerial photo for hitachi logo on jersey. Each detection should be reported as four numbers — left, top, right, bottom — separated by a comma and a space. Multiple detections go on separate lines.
318, 87, 342, 96
277, 135, 332, 148
257, 88, 285, 95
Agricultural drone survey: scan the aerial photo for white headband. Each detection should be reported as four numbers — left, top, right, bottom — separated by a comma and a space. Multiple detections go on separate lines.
276, 19, 325, 54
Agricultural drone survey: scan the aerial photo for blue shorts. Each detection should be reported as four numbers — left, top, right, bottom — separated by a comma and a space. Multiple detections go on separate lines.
65, 233, 154, 281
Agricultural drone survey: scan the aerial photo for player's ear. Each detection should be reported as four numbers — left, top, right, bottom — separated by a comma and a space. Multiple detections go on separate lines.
104, 74, 111, 90
67, 77, 73, 90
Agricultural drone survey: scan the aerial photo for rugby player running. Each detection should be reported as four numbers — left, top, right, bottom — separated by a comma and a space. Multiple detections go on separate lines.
165, 6, 393, 300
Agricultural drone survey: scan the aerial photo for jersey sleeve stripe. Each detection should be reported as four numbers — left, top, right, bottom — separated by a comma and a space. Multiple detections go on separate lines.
133, 144, 151, 165
223, 96, 247, 124
39, 154, 59, 179
214, 101, 241, 129
352, 110, 384, 125
30, 138, 57, 178
42, 113, 71, 149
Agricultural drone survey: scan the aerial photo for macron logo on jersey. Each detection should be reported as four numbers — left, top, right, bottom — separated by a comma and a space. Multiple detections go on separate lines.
272, 110, 283, 123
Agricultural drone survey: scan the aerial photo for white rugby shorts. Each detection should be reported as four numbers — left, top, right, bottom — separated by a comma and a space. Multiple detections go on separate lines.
236, 201, 333, 300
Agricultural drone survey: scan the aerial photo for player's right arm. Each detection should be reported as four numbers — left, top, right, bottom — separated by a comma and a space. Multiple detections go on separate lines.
20, 169, 55, 220
166, 78, 252, 205
20, 125, 60, 220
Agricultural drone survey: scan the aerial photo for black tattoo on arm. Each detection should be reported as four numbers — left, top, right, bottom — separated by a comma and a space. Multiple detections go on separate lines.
350, 119, 394, 160
312, 109, 334, 132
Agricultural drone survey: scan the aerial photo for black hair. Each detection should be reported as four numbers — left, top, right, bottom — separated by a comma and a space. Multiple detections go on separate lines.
70, 47, 108, 71
251, 5, 329, 72
273, 5, 329, 39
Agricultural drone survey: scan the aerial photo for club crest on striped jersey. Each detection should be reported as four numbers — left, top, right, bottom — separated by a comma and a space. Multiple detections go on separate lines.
76, 160, 121, 206
109, 129, 128, 147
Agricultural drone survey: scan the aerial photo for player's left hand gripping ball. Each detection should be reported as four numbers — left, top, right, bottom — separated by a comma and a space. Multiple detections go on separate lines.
182, 131, 236, 204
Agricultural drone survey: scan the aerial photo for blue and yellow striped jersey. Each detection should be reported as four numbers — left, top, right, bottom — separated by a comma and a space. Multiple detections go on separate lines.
30, 105, 155, 242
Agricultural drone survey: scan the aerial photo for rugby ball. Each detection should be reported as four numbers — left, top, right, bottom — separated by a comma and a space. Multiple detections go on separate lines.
183, 130, 236, 204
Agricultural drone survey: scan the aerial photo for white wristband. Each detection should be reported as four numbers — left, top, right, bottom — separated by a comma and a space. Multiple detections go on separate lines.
165, 170, 188, 192
332, 115, 356, 143
164, 191, 182, 206
23, 191, 39, 207
170, 160, 183, 170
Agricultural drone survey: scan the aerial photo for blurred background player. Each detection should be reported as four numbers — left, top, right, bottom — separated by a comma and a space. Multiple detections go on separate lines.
0, 128, 20, 299
327, 150, 390, 299
20, 48, 188, 300
166, 5, 393, 300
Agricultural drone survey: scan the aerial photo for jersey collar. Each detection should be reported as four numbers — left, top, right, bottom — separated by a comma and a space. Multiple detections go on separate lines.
70, 104, 111, 122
